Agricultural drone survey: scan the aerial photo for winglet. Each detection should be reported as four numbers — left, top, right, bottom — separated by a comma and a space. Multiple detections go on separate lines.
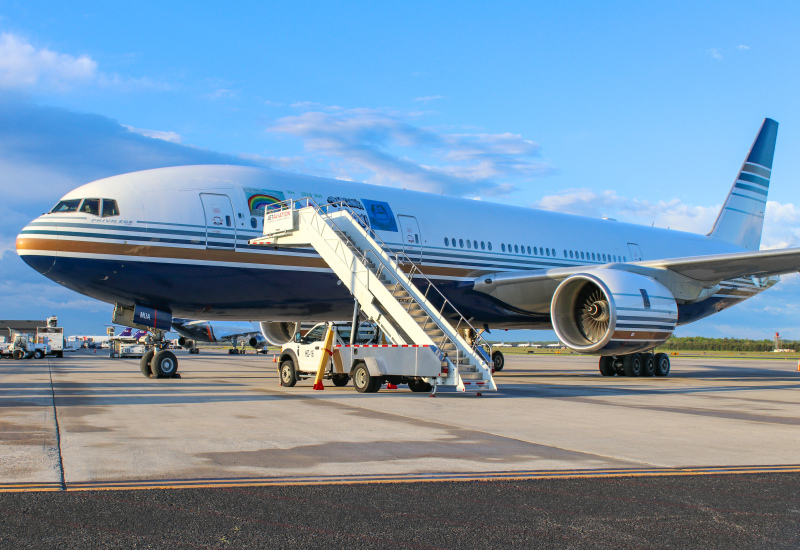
708, 118, 778, 250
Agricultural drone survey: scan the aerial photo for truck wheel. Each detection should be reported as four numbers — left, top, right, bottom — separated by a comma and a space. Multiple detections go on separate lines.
13, 350, 24, 360
140, 350, 155, 377
492, 351, 505, 372
280, 360, 297, 387
332, 374, 349, 387
33, 349, 45, 359
152, 350, 178, 378
622, 353, 642, 377
654, 353, 671, 377
598, 356, 615, 376
408, 378, 432, 392
353, 363, 381, 393
56, 351, 63, 358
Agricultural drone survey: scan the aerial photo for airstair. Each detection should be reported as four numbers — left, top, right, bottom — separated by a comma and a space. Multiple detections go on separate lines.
249, 199, 496, 394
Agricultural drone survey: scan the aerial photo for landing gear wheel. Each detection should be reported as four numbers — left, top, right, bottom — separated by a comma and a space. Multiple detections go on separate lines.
33, 349, 45, 359
140, 350, 155, 377
353, 363, 381, 393
641, 353, 656, 377
622, 353, 642, 377
408, 378, 433, 392
152, 350, 178, 378
332, 374, 350, 387
654, 353, 671, 377
279, 359, 297, 387
492, 351, 505, 372
598, 356, 615, 376
12, 350, 24, 360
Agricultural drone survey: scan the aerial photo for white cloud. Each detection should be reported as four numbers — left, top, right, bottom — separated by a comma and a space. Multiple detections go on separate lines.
0, 33, 96, 91
737, 44, 750, 50
124, 125, 183, 144
0, 33, 166, 93
268, 106, 549, 196
414, 95, 443, 103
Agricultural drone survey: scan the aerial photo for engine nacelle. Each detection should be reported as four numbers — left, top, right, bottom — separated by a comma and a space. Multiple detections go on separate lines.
177, 337, 194, 349
248, 336, 267, 350
259, 321, 299, 346
551, 270, 678, 356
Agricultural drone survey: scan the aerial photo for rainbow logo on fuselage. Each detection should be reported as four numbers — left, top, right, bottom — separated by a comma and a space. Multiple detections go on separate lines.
244, 188, 286, 216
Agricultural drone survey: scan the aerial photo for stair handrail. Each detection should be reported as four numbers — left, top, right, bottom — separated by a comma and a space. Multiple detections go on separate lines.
262, 197, 493, 366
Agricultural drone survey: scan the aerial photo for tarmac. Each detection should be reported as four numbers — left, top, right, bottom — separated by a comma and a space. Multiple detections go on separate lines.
1, 349, 799, 547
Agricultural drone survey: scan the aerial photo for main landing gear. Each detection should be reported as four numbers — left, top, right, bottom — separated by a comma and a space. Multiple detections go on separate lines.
139, 330, 181, 378
598, 353, 670, 377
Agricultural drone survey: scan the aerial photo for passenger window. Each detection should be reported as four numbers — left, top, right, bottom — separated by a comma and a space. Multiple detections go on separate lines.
569, 250, 574, 258
80, 199, 100, 216
481, 241, 485, 250
514, 245, 519, 253
602, 254, 606, 261
488, 242, 492, 251
444, 237, 449, 246
473, 240, 478, 249
580, 252, 585, 259
459, 239, 464, 248
501, 244, 506, 252
527, 246, 532, 255
545, 248, 550, 257
226, 215, 232, 227
251, 218, 257, 228
51, 199, 82, 213
467, 239, 472, 249
452, 238, 457, 247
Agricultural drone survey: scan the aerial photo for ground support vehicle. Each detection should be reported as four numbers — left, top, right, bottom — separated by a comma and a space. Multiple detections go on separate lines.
1, 333, 50, 360
279, 322, 474, 394
36, 324, 64, 358
110, 339, 147, 358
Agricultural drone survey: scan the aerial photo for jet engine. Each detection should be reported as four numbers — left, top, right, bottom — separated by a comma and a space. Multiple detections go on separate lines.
248, 336, 267, 350
177, 337, 194, 349
550, 270, 678, 356
259, 321, 300, 346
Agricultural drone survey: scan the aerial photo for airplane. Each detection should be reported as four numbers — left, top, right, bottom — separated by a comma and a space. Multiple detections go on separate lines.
170, 318, 268, 354
16, 118, 796, 378
112, 327, 148, 343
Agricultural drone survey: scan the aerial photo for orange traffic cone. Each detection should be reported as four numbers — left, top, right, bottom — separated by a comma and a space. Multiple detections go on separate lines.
313, 381, 325, 390
386, 382, 397, 389
796, 359, 800, 372
272, 354, 277, 363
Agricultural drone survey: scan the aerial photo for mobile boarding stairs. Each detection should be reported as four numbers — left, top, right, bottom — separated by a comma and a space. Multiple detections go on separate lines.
249, 199, 497, 395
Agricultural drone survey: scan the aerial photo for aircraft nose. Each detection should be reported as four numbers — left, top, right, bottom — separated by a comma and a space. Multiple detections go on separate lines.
16, 216, 58, 275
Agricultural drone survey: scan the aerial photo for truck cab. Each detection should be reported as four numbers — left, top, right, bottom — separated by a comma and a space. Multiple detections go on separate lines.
283, 322, 379, 378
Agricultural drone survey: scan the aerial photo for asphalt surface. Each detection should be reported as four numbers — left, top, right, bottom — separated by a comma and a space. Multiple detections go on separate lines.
1, 473, 798, 549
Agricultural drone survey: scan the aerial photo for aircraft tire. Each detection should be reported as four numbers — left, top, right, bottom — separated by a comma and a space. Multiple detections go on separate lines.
654, 353, 671, 377
492, 351, 505, 372
153, 350, 178, 378
33, 349, 45, 359
641, 353, 656, 377
280, 359, 297, 387
408, 378, 432, 392
622, 353, 642, 377
331, 374, 349, 387
598, 356, 615, 376
12, 350, 24, 360
140, 350, 155, 377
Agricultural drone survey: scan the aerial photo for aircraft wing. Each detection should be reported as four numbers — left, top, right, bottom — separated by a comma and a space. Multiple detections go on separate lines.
473, 247, 800, 308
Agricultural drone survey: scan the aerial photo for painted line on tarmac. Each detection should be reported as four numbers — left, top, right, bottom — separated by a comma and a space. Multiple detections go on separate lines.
2, 465, 800, 493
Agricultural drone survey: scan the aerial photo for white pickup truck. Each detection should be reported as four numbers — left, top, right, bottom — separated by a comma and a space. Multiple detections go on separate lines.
278, 322, 443, 393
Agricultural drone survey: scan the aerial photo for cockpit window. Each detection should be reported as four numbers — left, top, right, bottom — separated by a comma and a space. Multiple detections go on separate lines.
51, 199, 82, 213
80, 198, 100, 216
102, 199, 119, 217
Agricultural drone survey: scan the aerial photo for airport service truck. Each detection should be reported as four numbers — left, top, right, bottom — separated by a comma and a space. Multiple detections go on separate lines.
1, 333, 50, 360
278, 322, 443, 393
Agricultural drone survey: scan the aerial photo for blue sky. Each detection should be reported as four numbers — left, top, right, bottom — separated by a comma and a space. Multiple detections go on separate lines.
2, 1, 800, 340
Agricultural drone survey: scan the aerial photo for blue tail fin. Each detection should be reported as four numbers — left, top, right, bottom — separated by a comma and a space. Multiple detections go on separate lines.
709, 118, 778, 250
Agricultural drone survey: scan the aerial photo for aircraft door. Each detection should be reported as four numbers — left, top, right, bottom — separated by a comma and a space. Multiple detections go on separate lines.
627, 243, 643, 261
397, 215, 422, 263
200, 193, 237, 250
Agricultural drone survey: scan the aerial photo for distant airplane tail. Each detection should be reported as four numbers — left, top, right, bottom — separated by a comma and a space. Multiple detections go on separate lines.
708, 118, 778, 250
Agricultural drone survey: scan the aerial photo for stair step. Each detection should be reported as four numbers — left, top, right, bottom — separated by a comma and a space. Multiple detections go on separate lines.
460, 372, 483, 380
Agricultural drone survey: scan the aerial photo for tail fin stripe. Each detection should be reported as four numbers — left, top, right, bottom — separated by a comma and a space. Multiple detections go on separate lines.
743, 163, 771, 178
737, 172, 769, 187
731, 192, 766, 204
723, 206, 764, 218
734, 182, 768, 196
